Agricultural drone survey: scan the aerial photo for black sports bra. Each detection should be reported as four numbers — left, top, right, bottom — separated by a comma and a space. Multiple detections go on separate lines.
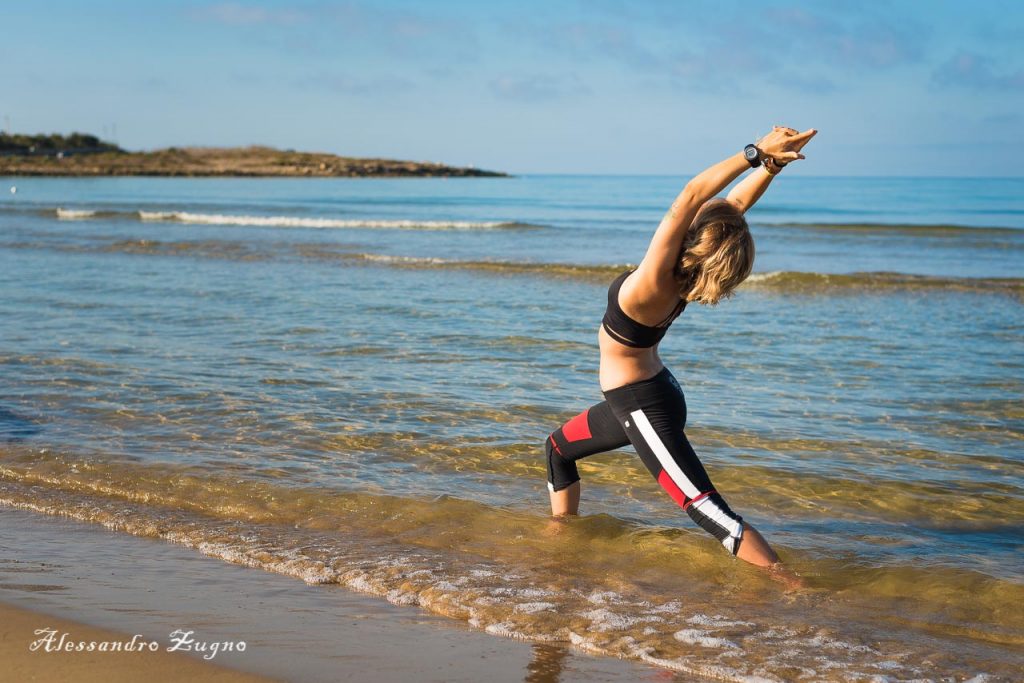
602, 269, 686, 348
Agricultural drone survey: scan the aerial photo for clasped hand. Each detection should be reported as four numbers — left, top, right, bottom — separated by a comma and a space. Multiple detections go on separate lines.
756, 126, 817, 164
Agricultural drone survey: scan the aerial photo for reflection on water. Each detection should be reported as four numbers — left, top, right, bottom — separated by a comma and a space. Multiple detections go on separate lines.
525, 644, 571, 683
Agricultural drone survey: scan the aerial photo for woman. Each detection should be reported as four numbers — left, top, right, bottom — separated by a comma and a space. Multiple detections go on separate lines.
544, 126, 817, 570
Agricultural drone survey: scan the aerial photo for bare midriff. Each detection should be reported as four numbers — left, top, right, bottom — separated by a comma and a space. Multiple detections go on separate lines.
598, 324, 665, 392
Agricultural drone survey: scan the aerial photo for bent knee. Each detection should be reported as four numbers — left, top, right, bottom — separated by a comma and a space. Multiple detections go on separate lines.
545, 434, 579, 492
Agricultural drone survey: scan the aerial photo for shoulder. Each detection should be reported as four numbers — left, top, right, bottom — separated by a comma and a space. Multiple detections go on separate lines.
619, 263, 684, 321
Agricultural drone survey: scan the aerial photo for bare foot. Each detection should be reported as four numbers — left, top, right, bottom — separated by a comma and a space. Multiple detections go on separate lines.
543, 515, 573, 537
767, 562, 807, 592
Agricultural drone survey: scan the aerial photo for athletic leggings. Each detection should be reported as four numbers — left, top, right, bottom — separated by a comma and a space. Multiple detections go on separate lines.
545, 367, 745, 555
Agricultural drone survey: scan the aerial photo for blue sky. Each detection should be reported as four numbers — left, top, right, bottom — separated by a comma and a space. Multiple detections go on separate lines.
2, 0, 1022, 175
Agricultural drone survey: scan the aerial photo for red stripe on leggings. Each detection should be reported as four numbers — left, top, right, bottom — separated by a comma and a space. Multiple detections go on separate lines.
549, 435, 563, 456
657, 470, 688, 508
562, 409, 592, 443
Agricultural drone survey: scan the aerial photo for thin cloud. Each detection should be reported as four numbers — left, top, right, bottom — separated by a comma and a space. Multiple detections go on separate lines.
538, 21, 662, 69
504, 4, 923, 97
666, 41, 834, 96
932, 51, 1024, 90
766, 7, 925, 69
189, 2, 477, 62
294, 73, 416, 96
981, 112, 1022, 126
190, 2, 308, 25
489, 74, 590, 102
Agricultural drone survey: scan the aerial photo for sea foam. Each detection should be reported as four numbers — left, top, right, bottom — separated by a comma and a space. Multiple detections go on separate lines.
56, 208, 98, 219
136, 210, 516, 230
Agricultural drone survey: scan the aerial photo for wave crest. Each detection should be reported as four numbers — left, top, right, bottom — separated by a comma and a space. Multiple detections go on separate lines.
136, 210, 528, 230
744, 270, 1024, 296
344, 254, 1024, 296
47, 206, 534, 230
56, 208, 98, 219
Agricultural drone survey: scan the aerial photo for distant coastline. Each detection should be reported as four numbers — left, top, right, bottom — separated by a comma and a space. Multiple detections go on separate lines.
0, 132, 506, 178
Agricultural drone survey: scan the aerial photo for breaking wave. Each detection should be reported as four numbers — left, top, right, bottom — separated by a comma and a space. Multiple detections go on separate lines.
136, 210, 533, 231
758, 221, 1023, 235
49, 206, 536, 231
344, 254, 1024, 296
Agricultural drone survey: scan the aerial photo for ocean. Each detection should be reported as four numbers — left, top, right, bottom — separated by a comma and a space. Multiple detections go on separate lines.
1, 175, 1021, 681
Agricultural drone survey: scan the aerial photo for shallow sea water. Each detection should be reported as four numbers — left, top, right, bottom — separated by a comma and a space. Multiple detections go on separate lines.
1, 175, 1022, 681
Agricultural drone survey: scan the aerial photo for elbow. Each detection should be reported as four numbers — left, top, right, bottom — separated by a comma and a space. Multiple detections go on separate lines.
682, 182, 718, 210
725, 196, 747, 214
680, 185, 727, 216
680, 183, 704, 208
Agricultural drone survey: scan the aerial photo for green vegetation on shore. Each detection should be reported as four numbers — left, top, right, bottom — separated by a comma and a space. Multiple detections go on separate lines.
1, 132, 122, 156
0, 132, 505, 178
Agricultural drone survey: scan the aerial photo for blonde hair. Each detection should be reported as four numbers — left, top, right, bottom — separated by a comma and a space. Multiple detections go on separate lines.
676, 199, 755, 305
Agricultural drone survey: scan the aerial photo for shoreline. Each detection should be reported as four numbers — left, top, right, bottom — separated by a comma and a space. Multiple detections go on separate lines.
0, 507, 677, 683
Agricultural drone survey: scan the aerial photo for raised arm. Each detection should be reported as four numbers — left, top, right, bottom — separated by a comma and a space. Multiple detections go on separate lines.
727, 127, 818, 213
633, 128, 814, 292
725, 163, 777, 214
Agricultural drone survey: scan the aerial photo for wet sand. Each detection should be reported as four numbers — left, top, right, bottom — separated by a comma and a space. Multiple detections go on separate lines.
0, 508, 679, 683
0, 600, 278, 683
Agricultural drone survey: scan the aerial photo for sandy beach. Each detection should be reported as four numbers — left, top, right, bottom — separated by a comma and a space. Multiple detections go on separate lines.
0, 600, 278, 683
0, 507, 675, 682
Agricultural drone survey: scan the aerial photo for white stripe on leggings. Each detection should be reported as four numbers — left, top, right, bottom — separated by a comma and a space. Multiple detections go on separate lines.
629, 409, 742, 544
692, 496, 743, 540
629, 409, 702, 499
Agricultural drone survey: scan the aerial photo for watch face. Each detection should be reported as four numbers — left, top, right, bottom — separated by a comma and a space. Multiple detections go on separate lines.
744, 145, 758, 161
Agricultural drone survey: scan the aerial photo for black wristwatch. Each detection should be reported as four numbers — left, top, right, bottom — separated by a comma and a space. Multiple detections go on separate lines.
743, 144, 762, 168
